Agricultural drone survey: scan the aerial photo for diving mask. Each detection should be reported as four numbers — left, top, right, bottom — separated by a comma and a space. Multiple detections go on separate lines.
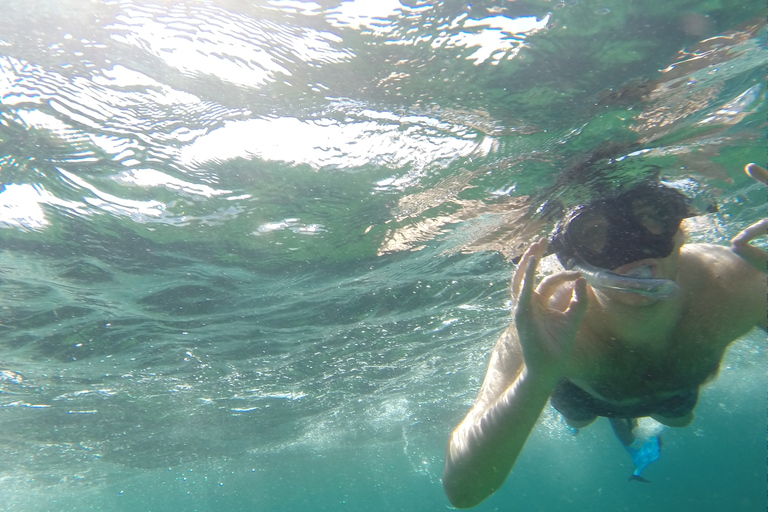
550, 184, 691, 270
550, 184, 691, 299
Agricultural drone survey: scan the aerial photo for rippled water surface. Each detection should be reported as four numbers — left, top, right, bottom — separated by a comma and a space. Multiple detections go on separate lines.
0, 1, 765, 511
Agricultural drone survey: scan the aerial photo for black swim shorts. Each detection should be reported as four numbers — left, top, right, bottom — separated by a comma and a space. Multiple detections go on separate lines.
549, 378, 699, 421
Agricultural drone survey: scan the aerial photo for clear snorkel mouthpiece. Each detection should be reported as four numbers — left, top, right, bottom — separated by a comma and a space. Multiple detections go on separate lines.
567, 258, 680, 300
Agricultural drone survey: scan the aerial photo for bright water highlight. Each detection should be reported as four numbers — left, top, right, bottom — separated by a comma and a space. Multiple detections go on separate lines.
0, 1, 765, 511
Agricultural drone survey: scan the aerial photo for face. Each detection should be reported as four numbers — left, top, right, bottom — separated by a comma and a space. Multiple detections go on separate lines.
595, 229, 686, 306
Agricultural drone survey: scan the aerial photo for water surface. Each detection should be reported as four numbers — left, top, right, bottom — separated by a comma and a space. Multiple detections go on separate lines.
0, 1, 765, 510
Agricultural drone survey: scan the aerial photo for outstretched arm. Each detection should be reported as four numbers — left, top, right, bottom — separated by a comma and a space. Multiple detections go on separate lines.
442, 240, 587, 509
731, 218, 768, 272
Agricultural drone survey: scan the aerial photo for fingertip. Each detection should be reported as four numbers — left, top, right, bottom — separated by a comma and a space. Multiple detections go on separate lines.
530, 237, 547, 251
745, 163, 768, 184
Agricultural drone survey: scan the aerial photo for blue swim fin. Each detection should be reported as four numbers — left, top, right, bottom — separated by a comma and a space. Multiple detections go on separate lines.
624, 435, 661, 483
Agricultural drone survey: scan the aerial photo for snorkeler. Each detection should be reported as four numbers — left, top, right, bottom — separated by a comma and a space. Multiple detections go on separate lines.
442, 164, 767, 509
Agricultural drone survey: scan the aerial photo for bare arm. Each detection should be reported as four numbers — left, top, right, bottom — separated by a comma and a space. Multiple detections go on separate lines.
442, 240, 588, 508
730, 164, 767, 273
730, 219, 767, 272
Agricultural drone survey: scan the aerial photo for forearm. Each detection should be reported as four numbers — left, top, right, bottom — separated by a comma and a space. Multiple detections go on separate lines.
442, 244, 587, 508
730, 219, 768, 273
731, 244, 767, 272
442, 368, 558, 509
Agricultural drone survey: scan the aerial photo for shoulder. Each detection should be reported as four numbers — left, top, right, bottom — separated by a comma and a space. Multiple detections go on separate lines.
681, 242, 740, 262
680, 243, 760, 280
679, 243, 766, 329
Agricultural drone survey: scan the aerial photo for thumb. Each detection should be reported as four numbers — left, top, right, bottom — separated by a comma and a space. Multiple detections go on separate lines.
564, 277, 588, 323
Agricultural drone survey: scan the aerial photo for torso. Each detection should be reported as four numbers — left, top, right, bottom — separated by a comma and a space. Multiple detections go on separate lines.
551, 243, 764, 406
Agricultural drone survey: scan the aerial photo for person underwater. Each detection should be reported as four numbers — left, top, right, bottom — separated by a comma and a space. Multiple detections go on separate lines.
443, 164, 768, 508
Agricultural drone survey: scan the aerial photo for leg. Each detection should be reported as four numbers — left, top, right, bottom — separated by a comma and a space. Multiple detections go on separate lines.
610, 417, 638, 446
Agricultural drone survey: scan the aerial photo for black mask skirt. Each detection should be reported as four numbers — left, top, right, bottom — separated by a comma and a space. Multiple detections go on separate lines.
550, 185, 691, 270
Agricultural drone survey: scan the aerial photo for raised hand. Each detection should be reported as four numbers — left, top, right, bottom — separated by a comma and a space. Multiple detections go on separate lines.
731, 218, 768, 272
731, 164, 768, 271
511, 239, 589, 384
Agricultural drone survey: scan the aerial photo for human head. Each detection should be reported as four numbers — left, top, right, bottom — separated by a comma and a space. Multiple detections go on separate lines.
550, 184, 692, 271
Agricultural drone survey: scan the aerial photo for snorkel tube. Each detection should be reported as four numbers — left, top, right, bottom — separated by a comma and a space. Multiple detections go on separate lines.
565, 257, 680, 300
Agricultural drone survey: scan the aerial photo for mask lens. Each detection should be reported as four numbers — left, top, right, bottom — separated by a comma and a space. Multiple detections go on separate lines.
565, 208, 608, 258
631, 195, 683, 235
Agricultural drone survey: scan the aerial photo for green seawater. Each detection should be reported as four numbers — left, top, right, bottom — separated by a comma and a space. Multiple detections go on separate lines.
0, 1, 765, 510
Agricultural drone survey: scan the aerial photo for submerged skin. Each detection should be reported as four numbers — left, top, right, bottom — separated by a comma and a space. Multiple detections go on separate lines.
443, 177, 767, 508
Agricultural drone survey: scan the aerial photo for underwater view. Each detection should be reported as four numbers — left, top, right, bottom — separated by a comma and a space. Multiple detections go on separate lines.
0, 0, 765, 510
